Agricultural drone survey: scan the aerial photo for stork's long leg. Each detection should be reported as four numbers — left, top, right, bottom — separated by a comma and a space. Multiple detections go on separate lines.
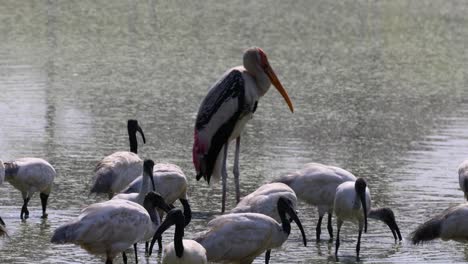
221, 143, 229, 213
133, 243, 138, 263
233, 136, 241, 203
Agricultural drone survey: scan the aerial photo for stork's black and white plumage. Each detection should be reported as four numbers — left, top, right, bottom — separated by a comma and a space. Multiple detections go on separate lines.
1, 158, 56, 219
90, 119, 146, 198
193, 47, 294, 212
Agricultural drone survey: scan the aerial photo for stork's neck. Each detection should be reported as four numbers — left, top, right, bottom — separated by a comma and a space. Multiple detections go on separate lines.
254, 70, 271, 97
239, 65, 271, 97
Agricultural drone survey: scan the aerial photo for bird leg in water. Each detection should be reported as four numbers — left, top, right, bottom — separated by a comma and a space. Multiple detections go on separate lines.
133, 243, 138, 263
221, 143, 229, 213
122, 251, 127, 264
40, 193, 49, 219
265, 249, 271, 264
316, 215, 323, 241
327, 212, 333, 240
335, 220, 343, 258
356, 228, 362, 261
21, 196, 30, 220
233, 136, 241, 203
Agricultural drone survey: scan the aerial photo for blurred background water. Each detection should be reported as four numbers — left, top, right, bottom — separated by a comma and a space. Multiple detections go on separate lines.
0, 0, 468, 263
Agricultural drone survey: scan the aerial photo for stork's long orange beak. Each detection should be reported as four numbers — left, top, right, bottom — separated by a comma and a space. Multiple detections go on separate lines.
264, 64, 294, 113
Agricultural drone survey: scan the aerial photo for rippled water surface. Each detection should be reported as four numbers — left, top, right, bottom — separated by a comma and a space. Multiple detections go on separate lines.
1, 0, 468, 263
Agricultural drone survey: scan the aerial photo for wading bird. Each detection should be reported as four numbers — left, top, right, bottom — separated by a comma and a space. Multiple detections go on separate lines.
230, 182, 299, 263
193, 47, 294, 212
458, 159, 468, 200
51, 192, 171, 264
90, 119, 146, 198
192, 197, 306, 264
122, 163, 192, 251
112, 159, 156, 260
411, 203, 468, 244
0, 158, 55, 219
333, 178, 402, 261
273, 163, 356, 241
149, 209, 207, 264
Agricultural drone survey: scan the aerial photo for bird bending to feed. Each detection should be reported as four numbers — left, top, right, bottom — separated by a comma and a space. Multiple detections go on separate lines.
193, 196, 306, 264
273, 162, 356, 241
193, 47, 294, 212
149, 208, 207, 264
230, 182, 299, 263
112, 159, 156, 260
90, 119, 146, 198
51, 192, 171, 264
123, 163, 192, 226
458, 159, 468, 200
122, 163, 192, 251
411, 203, 468, 244
0, 158, 55, 220
333, 178, 402, 261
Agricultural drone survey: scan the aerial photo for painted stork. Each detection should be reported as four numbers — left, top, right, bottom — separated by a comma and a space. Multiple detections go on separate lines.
192, 197, 306, 263
149, 208, 207, 264
0, 158, 56, 219
90, 119, 146, 198
51, 192, 171, 264
273, 162, 356, 241
458, 159, 468, 200
112, 159, 156, 260
193, 47, 294, 212
230, 182, 300, 263
333, 178, 402, 260
411, 203, 468, 244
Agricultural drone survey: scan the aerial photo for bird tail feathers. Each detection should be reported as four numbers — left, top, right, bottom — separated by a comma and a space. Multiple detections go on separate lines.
411, 218, 441, 244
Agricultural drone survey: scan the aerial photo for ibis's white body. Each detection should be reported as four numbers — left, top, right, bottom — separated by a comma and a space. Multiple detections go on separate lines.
2, 158, 55, 198
51, 199, 155, 261
275, 163, 356, 216
334, 181, 371, 226
230, 182, 296, 222
94, 151, 143, 195
194, 213, 288, 263
162, 239, 207, 264
124, 163, 188, 213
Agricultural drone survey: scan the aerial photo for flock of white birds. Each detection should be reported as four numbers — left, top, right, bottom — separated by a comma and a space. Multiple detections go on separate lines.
1, 48, 468, 264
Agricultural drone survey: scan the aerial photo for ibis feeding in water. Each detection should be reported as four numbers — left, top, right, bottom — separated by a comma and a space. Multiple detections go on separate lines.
51, 192, 171, 264
90, 119, 146, 198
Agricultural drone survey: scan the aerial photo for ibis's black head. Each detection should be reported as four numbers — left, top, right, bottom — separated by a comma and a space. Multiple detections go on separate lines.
277, 197, 307, 247
149, 208, 186, 257
371, 208, 402, 241
143, 192, 171, 213
355, 178, 368, 233
127, 119, 146, 153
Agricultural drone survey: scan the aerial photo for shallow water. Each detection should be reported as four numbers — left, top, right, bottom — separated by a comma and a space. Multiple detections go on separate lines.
1, 0, 468, 263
